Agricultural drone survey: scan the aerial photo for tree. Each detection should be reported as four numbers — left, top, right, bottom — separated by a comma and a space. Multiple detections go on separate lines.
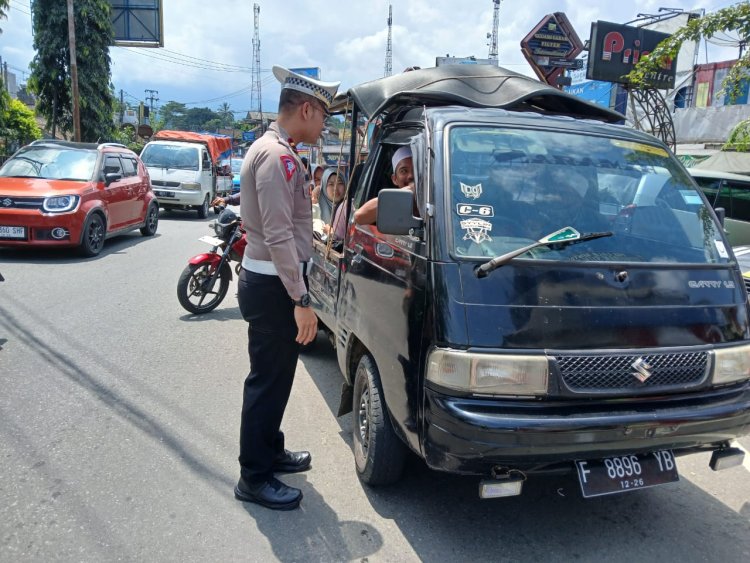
28, 0, 116, 141
628, 4, 750, 99
2, 98, 42, 151
218, 102, 234, 127
158, 101, 188, 130
0, 0, 8, 33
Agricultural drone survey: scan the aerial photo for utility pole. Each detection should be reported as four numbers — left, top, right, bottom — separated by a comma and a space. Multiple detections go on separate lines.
144, 88, 159, 120
250, 3, 263, 133
66, 0, 81, 141
119, 89, 124, 125
384, 5, 393, 77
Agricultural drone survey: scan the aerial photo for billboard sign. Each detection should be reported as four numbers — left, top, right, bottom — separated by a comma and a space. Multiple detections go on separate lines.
520, 13, 583, 86
289, 67, 321, 80
587, 21, 676, 89
242, 131, 256, 142
109, 0, 163, 47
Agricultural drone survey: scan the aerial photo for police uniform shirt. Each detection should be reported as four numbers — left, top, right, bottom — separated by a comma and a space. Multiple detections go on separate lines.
240, 122, 311, 301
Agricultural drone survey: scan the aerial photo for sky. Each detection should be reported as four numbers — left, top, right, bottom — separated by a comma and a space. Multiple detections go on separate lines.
0, 0, 745, 118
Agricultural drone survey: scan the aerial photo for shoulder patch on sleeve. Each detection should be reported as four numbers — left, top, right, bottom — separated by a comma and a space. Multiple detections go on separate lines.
279, 155, 297, 181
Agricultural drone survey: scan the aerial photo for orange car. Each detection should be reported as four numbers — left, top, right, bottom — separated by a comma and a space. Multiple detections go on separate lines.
0, 140, 159, 256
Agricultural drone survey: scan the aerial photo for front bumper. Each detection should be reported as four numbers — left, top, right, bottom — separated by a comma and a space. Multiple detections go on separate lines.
152, 188, 206, 206
422, 384, 750, 475
0, 210, 83, 247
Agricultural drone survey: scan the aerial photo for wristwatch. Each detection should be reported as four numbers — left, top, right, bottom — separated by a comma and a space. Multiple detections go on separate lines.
294, 293, 311, 307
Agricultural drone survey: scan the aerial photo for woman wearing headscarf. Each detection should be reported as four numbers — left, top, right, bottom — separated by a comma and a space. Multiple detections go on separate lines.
318, 167, 346, 226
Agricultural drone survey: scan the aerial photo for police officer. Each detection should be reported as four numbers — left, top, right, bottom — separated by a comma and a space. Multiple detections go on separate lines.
234, 66, 339, 510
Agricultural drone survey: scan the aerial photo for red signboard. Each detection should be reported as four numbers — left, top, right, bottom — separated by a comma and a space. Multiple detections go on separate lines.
521, 13, 583, 87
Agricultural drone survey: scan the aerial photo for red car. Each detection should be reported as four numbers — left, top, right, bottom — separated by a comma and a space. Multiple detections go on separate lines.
0, 140, 159, 256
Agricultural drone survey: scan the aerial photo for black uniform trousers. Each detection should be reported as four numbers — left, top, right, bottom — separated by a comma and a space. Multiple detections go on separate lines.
237, 268, 301, 484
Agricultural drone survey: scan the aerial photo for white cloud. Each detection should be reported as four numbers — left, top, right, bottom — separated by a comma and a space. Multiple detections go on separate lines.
0, 0, 742, 113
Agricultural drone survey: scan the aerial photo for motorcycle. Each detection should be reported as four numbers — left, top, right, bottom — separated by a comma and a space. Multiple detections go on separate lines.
177, 207, 246, 314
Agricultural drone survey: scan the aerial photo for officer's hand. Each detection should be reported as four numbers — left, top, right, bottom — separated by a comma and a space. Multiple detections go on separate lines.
211, 197, 226, 207
294, 306, 318, 345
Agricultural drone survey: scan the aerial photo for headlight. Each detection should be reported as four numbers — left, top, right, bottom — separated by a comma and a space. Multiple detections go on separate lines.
426, 348, 549, 397
43, 195, 79, 213
712, 344, 750, 385
182, 182, 202, 191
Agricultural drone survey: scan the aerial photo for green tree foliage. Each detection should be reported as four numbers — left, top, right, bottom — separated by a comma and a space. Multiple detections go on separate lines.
157, 101, 226, 132
628, 4, 750, 98
28, 0, 115, 141
0, 0, 8, 33
725, 118, 750, 151
2, 98, 42, 150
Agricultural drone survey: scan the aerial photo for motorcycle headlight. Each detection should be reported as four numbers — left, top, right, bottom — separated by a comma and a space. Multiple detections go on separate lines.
712, 344, 750, 385
43, 195, 79, 213
426, 348, 549, 397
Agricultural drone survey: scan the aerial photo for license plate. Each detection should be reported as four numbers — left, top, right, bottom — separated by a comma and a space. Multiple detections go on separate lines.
154, 190, 175, 197
0, 225, 26, 239
198, 235, 224, 247
576, 450, 679, 498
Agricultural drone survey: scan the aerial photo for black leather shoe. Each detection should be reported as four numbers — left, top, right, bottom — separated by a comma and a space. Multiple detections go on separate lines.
234, 477, 302, 510
273, 449, 312, 473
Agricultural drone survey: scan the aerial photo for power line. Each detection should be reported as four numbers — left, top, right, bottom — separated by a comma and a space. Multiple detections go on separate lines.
117, 47, 253, 73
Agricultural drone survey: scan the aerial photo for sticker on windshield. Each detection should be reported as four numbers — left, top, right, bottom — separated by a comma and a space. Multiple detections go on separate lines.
680, 190, 703, 205
460, 182, 483, 200
714, 240, 729, 258
460, 218, 493, 244
456, 203, 494, 217
610, 140, 668, 158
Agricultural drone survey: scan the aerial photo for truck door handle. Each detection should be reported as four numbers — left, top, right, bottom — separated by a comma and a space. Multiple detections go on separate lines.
351, 243, 364, 264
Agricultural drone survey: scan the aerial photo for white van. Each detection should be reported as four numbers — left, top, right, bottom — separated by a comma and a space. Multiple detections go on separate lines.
140, 132, 233, 218
688, 168, 750, 246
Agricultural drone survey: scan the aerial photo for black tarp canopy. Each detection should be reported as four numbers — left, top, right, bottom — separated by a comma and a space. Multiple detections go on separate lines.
331, 64, 624, 123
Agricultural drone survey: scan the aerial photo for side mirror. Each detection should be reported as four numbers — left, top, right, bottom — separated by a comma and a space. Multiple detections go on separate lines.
376, 189, 422, 235
104, 172, 122, 186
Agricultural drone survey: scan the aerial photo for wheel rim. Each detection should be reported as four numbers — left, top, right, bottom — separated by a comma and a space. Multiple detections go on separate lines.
187, 264, 223, 310
87, 217, 104, 251
357, 386, 371, 454
147, 206, 158, 230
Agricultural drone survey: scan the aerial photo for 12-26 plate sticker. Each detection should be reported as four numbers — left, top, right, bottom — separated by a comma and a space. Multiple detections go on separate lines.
456, 203, 494, 217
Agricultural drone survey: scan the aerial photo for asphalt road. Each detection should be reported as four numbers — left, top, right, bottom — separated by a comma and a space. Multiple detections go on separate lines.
1, 211, 749, 563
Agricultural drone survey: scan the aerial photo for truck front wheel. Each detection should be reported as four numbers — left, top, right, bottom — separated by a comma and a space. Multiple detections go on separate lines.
352, 354, 406, 485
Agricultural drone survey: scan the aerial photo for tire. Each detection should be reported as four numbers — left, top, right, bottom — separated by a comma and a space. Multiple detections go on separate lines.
140, 203, 159, 236
176, 261, 230, 314
352, 353, 407, 485
79, 213, 106, 257
196, 194, 210, 219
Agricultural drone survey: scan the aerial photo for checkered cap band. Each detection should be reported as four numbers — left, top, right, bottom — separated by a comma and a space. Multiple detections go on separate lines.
284, 76, 334, 105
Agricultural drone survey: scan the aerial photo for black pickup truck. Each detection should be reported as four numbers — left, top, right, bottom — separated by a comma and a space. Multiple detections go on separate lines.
308, 65, 750, 499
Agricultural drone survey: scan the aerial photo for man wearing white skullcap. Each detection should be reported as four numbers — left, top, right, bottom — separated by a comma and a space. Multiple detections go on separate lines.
234, 66, 339, 511
354, 145, 414, 225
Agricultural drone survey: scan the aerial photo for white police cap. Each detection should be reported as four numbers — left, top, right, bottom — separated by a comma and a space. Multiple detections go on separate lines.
272, 66, 340, 108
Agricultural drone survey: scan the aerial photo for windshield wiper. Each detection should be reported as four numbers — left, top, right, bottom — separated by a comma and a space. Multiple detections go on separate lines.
475, 227, 613, 278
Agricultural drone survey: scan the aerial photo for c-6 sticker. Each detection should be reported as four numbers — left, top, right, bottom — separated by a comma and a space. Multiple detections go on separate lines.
456, 203, 494, 217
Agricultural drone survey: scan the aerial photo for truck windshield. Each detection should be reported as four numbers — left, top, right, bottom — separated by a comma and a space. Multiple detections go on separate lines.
448, 126, 728, 265
140, 144, 199, 171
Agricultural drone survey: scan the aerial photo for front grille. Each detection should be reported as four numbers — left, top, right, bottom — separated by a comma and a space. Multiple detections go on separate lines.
555, 351, 709, 395
151, 180, 180, 188
0, 196, 44, 210
744, 278, 750, 295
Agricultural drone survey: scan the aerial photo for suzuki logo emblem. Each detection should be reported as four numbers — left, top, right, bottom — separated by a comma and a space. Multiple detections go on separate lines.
1, 198, 11, 207
631, 358, 652, 382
